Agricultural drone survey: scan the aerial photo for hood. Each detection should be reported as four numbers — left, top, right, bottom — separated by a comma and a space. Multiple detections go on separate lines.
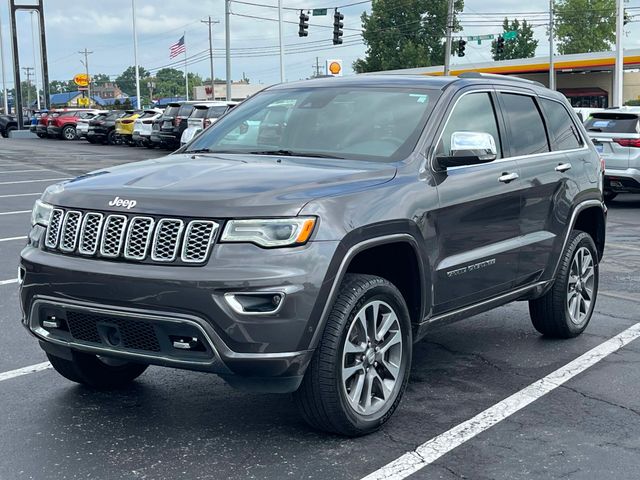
42, 153, 397, 218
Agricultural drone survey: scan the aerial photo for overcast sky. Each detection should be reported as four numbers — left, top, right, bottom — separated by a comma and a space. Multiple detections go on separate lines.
2, 0, 640, 92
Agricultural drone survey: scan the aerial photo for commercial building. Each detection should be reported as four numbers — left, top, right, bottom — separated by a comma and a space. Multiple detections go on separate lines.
193, 81, 267, 102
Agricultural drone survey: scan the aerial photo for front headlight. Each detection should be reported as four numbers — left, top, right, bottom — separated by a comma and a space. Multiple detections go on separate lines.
221, 217, 316, 248
31, 199, 53, 227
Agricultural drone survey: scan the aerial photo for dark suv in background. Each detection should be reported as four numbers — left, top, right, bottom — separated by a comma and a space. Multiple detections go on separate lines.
20, 73, 605, 436
153, 101, 197, 149
87, 110, 132, 145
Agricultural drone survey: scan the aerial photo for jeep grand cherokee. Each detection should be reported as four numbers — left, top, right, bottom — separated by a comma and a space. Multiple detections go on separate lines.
20, 73, 606, 436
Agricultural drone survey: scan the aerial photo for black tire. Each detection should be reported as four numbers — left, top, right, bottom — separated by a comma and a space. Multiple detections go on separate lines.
36, 133, 46, 138
5, 125, 17, 137
47, 351, 148, 389
293, 273, 412, 436
529, 230, 599, 338
603, 191, 618, 202
145, 142, 155, 149
106, 129, 116, 145
86, 137, 97, 144
61, 125, 77, 141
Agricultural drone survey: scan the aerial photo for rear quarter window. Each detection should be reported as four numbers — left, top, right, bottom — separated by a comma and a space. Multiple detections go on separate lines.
540, 98, 583, 150
584, 114, 639, 134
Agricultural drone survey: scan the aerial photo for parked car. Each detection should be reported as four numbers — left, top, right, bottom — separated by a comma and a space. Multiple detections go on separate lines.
573, 107, 605, 123
114, 111, 143, 145
180, 101, 238, 145
156, 101, 199, 149
586, 108, 640, 200
0, 114, 18, 137
132, 108, 163, 147
149, 102, 182, 149
29, 110, 48, 136
21, 73, 606, 436
77, 110, 107, 139
47, 109, 102, 140
86, 110, 132, 145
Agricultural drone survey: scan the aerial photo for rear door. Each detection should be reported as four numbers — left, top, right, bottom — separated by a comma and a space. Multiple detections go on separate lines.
431, 89, 523, 314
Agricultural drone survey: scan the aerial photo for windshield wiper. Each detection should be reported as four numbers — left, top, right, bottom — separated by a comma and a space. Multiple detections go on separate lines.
185, 148, 241, 154
248, 149, 344, 159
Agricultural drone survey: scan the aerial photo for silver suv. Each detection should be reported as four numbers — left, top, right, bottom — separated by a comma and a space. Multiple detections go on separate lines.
586, 107, 640, 200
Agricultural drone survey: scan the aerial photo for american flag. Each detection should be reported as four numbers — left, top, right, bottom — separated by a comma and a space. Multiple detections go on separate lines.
169, 35, 186, 59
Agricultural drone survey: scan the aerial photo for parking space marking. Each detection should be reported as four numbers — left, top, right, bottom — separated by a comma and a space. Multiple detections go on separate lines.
0, 210, 30, 216
0, 362, 51, 383
600, 291, 640, 303
362, 322, 640, 480
0, 178, 69, 186
0, 278, 18, 286
0, 192, 42, 198
607, 243, 640, 253
0, 169, 48, 173
0, 236, 27, 243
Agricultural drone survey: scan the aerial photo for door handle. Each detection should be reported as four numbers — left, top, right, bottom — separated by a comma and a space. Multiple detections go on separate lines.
555, 162, 572, 173
498, 172, 519, 183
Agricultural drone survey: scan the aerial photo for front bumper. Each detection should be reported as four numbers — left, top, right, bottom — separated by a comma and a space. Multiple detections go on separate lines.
36, 125, 48, 136
605, 168, 640, 193
19, 229, 339, 392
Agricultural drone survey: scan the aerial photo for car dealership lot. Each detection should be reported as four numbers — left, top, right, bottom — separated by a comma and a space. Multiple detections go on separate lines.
0, 138, 639, 480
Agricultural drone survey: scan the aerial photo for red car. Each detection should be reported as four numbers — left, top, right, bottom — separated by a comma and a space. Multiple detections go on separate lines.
46, 109, 101, 140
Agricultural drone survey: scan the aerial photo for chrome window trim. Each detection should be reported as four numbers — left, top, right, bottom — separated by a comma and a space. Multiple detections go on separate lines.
59, 210, 83, 253
124, 216, 155, 261
44, 208, 64, 249
99, 214, 128, 258
181, 220, 219, 264
151, 218, 185, 262
78, 212, 104, 256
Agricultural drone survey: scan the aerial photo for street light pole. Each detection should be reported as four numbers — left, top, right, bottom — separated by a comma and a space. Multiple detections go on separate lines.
549, 0, 555, 90
132, 0, 142, 109
614, 0, 624, 107
30, 11, 41, 109
79, 48, 93, 105
225, 0, 232, 100
443, 0, 455, 76
278, 0, 285, 82
202, 16, 220, 100
0, 11, 8, 113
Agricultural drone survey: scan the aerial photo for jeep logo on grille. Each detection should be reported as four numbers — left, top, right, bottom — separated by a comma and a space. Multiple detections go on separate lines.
108, 196, 137, 210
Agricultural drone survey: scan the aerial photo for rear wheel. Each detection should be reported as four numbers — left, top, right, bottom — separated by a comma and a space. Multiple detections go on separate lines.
294, 274, 412, 436
5, 125, 17, 137
47, 350, 148, 389
529, 230, 599, 338
106, 129, 116, 145
62, 125, 77, 140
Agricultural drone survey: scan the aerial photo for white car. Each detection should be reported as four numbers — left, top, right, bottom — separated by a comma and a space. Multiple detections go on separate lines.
132, 108, 164, 146
180, 101, 238, 146
573, 107, 605, 123
74, 110, 107, 139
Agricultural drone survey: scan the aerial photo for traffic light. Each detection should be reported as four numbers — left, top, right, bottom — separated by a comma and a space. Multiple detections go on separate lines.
496, 35, 505, 55
457, 38, 467, 57
299, 10, 309, 37
333, 9, 344, 45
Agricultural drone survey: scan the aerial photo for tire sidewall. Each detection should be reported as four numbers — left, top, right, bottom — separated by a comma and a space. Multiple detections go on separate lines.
563, 233, 599, 335
334, 283, 412, 432
62, 125, 76, 140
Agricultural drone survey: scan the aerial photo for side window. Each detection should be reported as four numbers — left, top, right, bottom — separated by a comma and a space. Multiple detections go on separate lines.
500, 93, 549, 157
436, 92, 502, 159
540, 98, 583, 150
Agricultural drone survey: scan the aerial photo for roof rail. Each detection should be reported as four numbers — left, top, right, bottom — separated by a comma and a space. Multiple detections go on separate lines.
458, 72, 545, 88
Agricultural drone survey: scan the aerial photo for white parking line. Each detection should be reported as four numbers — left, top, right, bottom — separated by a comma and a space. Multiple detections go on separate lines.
0, 362, 51, 383
362, 322, 640, 480
0, 177, 69, 185
0, 210, 30, 216
0, 278, 18, 285
0, 236, 27, 243
0, 169, 47, 173
607, 243, 640, 253
0, 192, 41, 198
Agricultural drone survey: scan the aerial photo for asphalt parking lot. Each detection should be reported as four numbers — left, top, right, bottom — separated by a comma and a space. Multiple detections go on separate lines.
0, 137, 639, 480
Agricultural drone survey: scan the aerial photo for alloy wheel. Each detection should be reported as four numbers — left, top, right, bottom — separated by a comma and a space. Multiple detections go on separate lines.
567, 247, 595, 325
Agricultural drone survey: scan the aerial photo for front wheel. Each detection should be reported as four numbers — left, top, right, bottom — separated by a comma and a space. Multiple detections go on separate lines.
294, 274, 412, 436
62, 125, 77, 140
529, 230, 599, 338
47, 350, 148, 388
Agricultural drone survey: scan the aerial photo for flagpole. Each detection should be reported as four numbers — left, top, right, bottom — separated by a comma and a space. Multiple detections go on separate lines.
184, 31, 189, 101
132, 0, 141, 109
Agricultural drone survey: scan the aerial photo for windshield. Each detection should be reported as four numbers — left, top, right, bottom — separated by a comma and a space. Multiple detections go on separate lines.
585, 113, 639, 133
184, 86, 439, 162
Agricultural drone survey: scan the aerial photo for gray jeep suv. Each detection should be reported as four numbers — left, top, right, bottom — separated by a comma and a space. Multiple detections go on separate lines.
20, 73, 606, 436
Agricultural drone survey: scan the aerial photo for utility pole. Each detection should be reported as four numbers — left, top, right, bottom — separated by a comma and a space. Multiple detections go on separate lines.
443, 0, 455, 76
202, 16, 220, 100
78, 48, 93, 104
132, 0, 142, 109
225, 0, 232, 100
549, 0, 555, 90
0, 10, 8, 113
312, 57, 323, 77
22, 66, 34, 110
278, 0, 285, 83
614, 0, 624, 107
30, 11, 41, 109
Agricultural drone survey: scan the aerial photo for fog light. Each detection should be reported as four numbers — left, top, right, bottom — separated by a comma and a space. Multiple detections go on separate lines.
17, 267, 26, 285
171, 336, 203, 351
224, 292, 285, 315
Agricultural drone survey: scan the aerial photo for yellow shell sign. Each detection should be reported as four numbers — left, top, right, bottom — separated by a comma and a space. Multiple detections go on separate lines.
326, 59, 343, 77
73, 73, 90, 87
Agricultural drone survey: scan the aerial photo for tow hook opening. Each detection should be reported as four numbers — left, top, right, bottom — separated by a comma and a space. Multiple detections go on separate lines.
170, 336, 205, 351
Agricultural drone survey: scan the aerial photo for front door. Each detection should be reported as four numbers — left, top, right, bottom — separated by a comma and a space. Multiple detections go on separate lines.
431, 90, 523, 314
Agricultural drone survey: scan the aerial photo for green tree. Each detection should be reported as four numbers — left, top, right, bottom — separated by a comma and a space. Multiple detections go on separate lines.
91, 73, 111, 85
155, 68, 186, 98
115, 66, 150, 96
554, 0, 616, 54
49, 80, 74, 94
353, 0, 464, 73
491, 19, 538, 60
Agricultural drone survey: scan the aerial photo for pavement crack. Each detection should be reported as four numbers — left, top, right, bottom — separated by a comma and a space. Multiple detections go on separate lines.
560, 385, 640, 418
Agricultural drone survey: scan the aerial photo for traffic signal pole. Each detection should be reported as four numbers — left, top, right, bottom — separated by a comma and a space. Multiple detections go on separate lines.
278, 0, 285, 83
443, 0, 455, 76
549, 0, 555, 90
614, 0, 624, 106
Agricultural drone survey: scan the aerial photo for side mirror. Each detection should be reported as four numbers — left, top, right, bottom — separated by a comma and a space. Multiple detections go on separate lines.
436, 131, 497, 168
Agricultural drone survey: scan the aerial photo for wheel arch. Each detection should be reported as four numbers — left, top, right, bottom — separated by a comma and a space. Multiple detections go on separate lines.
573, 204, 606, 261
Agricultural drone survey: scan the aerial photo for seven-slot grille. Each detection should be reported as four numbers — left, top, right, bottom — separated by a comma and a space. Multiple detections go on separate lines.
45, 208, 218, 264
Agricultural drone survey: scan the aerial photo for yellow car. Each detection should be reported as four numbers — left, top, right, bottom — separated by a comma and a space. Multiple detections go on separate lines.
115, 110, 142, 145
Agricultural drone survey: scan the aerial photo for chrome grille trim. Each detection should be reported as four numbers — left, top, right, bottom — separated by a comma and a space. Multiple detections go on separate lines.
59, 211, 83, 252
100, 215, 128, 258
151, 218, 184, 262
78, 213, 104, 255
45, 208, 64, 248
124, 216, 155, 260
181, 220, 219, 263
